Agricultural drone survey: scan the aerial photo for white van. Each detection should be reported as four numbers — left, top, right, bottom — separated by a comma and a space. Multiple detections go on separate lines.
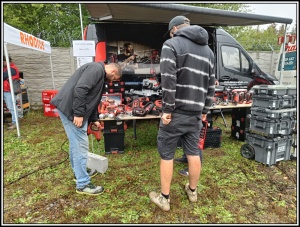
275, 38, 297, 86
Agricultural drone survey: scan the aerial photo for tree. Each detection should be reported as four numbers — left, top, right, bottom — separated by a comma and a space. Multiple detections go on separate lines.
3, 3, 290, 50
3, 3, 89, 47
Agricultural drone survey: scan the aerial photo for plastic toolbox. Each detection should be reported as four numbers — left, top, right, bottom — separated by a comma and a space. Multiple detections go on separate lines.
103, 131, 125, 154
249, 115, 295, 137
241, 133, 292, 166
286, 85, 297, 95
252, 85, 288, 96
103, 120, 125, 133
252, 94, 295, 109
251, 107, 297, 119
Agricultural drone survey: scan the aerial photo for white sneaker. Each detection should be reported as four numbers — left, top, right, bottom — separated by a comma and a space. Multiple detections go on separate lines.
185, 183, 197, 202
149, 191, 170, 211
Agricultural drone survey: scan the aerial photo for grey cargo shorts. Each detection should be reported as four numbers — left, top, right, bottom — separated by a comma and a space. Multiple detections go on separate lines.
157, 112, 202, 160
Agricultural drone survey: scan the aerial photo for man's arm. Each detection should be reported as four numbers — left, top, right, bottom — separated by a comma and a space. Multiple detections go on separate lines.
202, 58, 216, 114
160, 41, 177, 114
3, 68, 17, 80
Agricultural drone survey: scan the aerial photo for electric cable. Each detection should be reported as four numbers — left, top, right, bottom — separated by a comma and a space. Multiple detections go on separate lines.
4, 139, 69, 187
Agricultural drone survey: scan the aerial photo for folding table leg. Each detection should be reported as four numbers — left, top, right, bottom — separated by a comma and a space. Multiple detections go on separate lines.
219, 109, 228, 128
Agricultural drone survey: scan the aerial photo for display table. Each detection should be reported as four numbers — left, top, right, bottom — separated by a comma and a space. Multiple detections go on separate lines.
99, 103, 253, 154
99, 114, 161, 153
209, 103, 252, 128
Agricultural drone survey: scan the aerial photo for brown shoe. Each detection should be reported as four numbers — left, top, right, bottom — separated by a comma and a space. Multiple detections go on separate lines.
7, 124, 17, 130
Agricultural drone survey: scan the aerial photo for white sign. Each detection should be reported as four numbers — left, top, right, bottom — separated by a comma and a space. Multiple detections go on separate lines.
73, 40, 95, 57
4, 23, 51, 54
77, 56, 94, 69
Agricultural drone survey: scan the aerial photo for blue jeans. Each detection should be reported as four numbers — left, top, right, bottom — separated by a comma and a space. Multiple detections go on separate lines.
4, 91, 18, 124
57, 109, 90, 189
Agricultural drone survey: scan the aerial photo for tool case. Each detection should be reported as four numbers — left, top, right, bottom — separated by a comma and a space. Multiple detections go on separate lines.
252, 94, 296, 109
245, 133, 292, 166
252, 85, 288, 96
251, 107, 297, 119
249, 115, 295, 137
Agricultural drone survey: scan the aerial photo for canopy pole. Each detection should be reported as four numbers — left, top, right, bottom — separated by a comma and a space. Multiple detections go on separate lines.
4, 42, 21, 138
49, 55, 55, 89
79, 4, 84, 40
279, 24, 288, 85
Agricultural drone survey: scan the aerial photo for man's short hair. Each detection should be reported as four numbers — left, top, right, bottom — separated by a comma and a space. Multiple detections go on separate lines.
123, 42, 132, 48
3, 56, 12, 62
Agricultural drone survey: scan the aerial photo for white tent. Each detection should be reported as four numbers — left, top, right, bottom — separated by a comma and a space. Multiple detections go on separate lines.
4, 22, 52, 137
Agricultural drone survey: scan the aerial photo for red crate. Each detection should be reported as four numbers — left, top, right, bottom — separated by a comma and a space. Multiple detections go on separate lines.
43, 103, 59, 117
42, 90, 58, 104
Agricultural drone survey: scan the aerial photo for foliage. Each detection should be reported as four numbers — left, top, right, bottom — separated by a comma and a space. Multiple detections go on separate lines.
2, 110, 297, 224
3, 3, 89, 47
3, 3, 296, 51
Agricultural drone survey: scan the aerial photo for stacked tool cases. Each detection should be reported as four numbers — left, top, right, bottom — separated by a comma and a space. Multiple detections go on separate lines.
241, 85, 296, 166
103, 81, 125, 103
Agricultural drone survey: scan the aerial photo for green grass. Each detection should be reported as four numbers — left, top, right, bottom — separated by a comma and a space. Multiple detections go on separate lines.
2, 109, 297, 224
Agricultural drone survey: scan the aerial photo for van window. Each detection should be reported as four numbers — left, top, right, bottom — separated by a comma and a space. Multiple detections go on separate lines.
221, 45, 250, 73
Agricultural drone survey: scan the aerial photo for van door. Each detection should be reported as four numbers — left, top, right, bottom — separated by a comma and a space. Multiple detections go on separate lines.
218, 44, 253, 89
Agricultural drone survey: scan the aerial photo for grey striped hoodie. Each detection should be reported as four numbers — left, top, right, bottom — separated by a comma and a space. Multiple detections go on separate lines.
160, 25, 215, 115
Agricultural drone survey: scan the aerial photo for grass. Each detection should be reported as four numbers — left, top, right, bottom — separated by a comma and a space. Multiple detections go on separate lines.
2, 109, 297, 224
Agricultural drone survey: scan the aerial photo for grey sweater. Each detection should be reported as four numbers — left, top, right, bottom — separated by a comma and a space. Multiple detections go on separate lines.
50, 62, 105, 125
160, 25, 215, 115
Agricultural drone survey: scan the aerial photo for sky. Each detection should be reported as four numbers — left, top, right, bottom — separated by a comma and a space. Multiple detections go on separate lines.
247, 3, 297, 31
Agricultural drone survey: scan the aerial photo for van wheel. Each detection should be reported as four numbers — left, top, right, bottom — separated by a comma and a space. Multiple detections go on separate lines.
240, 144, 255, 159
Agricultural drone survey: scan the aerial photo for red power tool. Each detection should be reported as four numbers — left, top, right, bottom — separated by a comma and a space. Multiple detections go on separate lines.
87, 122, 102, 141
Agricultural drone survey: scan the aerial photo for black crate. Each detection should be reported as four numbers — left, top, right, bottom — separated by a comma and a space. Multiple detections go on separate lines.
204, 127, 222, 149
103, 132, 125, 154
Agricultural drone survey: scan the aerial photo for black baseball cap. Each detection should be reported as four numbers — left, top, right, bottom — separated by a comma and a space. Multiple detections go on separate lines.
164, 15, 190, 38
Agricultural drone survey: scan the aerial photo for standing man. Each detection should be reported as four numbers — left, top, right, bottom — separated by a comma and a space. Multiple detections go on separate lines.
3, 56, 21, 130
50, 62, 122, 195
149, 16, 216, 211
117, 42, 138, 72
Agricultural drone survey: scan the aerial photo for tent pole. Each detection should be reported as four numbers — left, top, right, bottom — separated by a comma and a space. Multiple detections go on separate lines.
279, 24, 288, 85
79, 3, 84, 40
50, 55, 55, 89
4, 42, 21, 138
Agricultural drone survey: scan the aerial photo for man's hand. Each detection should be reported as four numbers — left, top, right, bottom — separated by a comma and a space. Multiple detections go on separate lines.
128, 55, 135, 61
93, 121, 101, 129
73, 116, 83, 128
161, 113, 171, 125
